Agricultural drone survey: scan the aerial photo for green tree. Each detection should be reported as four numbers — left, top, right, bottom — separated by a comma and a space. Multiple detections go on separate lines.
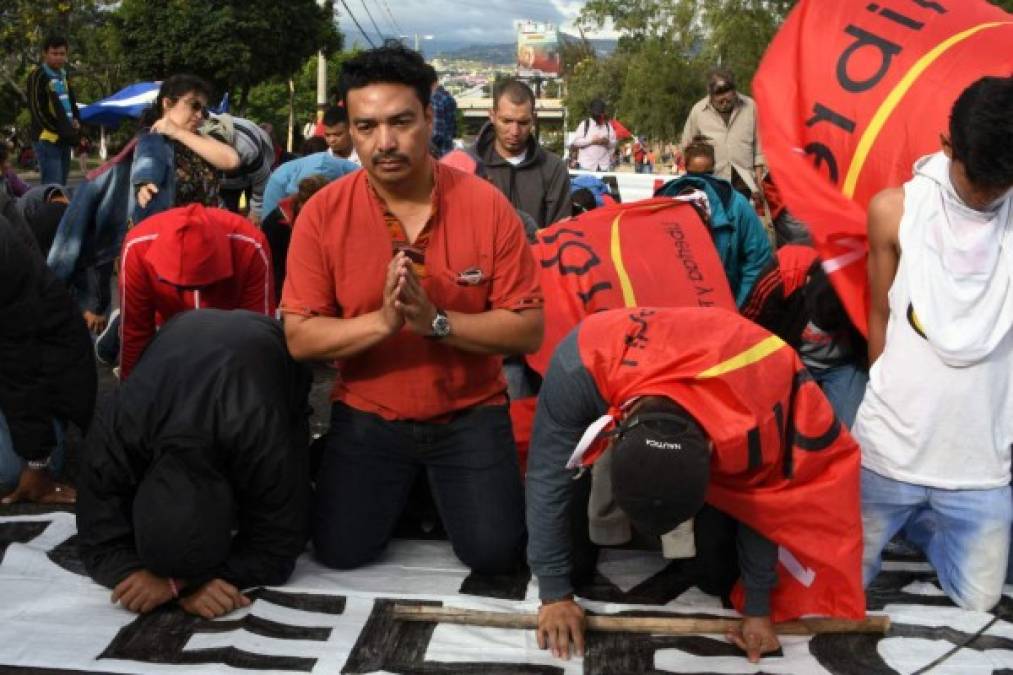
244, 50, 358, 149
112, 0, 341, 109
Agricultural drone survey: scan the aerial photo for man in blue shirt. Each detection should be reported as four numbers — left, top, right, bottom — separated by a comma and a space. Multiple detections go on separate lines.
27, 35, 81, 186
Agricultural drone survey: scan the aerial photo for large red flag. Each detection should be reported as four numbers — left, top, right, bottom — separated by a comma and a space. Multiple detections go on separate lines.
527, 197, 735, 375
754, 0, 1013, 334
511, 198, 734, 472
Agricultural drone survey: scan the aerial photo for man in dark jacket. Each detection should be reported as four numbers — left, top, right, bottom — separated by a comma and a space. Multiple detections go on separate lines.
0, 210, 94, 504
26, 34, 81, 186
76, 310, 312, 619
473, 79, 571, 229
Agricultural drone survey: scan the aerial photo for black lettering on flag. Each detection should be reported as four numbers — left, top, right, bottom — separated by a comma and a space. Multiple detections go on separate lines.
804, 142, 840, 184
539, 240, 601, 276
806, 103, 857, 133
836, 26, 903, 93
540, 228, 585, 245
577, 281, 614, 306
747, 427, 763, 471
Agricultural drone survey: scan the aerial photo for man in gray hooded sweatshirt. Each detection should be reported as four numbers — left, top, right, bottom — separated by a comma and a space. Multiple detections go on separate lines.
858, 75, 1013, 611
472, 79, 571, 229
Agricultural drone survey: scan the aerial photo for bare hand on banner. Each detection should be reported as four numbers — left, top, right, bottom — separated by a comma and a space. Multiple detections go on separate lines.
111, 570, 175, 614
726, 615, 781, 663
394, 254, 438, 336
179, 578, 251, 619
1, 468, 75, 505
537, 598, 586, 660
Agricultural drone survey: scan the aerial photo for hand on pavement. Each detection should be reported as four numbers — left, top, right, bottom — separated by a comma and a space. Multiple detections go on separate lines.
179, 578, 251, 619
726, 615, 781, 663
537, 598, 585, 660
111, 569, 175, 614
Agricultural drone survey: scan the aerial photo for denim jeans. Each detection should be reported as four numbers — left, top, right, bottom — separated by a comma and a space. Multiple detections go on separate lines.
0, 408, 66, 494
33, 140, 71, 186
811, 363, 868, 428
313, 402, 526, 573
861, 467, 1011, 611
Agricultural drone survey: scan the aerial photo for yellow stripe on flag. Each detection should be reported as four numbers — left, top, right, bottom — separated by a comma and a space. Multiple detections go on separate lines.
696, 335, 786, 379
610, 211, 637, 306
842, 21, 1011, 198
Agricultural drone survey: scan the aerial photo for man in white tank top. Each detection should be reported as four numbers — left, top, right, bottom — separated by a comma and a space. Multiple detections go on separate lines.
857, 76, 1013, 611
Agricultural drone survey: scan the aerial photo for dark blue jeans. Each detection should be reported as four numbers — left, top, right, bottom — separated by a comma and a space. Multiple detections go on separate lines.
313, 402, 526, 574
33, 140, 71, 186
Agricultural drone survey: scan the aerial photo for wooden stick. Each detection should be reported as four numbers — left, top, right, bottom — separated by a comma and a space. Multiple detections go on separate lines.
391, 604, 891, 636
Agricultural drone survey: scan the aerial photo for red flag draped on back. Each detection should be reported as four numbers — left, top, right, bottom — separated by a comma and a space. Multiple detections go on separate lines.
510, 199, 735, 471
754, 0, 1013, 334
527, 197, 735, 375
577, 307, 865, 622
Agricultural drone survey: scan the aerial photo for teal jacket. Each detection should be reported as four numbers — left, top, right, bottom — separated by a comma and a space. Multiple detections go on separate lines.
656, 174, 773, 306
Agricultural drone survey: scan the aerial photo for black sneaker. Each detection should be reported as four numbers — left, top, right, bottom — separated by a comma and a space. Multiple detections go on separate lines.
95, 309, 120, 366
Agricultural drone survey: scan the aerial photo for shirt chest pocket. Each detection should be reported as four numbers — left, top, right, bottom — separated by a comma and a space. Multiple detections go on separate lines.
424, 264, 492, 314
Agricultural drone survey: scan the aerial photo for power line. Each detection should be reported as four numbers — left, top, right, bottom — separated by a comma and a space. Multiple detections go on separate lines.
378, 0, 403, 36
359, 0, 386, 43
339, 0, 376, 48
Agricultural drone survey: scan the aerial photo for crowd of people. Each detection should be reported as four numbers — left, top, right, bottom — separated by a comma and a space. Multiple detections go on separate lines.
1, 33, 1012, 665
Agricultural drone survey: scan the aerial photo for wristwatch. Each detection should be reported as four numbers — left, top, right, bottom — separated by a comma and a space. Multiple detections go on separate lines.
27, 456, 51, 471
429, 308, 451, 339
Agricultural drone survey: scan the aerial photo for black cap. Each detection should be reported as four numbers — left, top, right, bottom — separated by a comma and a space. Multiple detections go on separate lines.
133, 449, 235, 580
589, 98, 606, 116
610, 405, 711, 537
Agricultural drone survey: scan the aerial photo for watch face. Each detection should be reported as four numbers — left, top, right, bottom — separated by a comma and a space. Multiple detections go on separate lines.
432, 312, 451, 337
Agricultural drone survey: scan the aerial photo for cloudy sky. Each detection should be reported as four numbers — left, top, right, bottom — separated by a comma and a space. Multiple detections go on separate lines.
337, 0, 615, 48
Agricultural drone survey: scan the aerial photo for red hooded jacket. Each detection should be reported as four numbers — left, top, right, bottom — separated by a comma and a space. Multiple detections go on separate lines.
118, 204, 275, 379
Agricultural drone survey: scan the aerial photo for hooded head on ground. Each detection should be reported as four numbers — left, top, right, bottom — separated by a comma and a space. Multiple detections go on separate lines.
610, 396, 712, 536
133, 447, 235, 580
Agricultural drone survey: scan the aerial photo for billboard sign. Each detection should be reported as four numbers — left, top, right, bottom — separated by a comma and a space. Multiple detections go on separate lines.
517, 24, 562, 77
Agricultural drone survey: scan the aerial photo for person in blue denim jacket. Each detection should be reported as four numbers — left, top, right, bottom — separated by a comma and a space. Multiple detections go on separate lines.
46, 75, 239, 336
131, 75, 239, 224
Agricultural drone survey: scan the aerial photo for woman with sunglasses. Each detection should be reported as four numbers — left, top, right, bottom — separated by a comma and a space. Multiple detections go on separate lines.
131, 75, 239, 224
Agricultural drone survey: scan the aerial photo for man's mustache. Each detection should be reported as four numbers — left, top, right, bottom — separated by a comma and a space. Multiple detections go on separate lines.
372, 152, 409, 163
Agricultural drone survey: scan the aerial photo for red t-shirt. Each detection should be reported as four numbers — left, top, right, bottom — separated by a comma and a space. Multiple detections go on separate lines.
281, 162, 543, 421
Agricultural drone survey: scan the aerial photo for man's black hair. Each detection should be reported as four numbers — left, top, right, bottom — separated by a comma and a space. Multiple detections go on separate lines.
339, 43, 432, 109
301, 135, 328, 155
323, 105, 348, 127
707, 66, 736, 93
424, 64, 439, 87
571, 188, 598, 215
949, 75, 1013, 189
684, 139, 715, 165
494, 78, 536, 111
42, 34, 69, 51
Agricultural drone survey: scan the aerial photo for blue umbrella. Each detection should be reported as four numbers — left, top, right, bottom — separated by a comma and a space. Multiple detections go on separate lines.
78, 82, 161, 126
